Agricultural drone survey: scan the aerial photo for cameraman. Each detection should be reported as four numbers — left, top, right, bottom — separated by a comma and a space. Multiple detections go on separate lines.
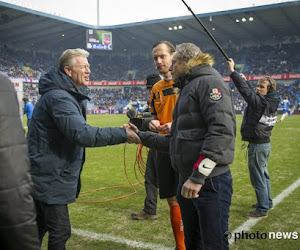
133, 41, 185, 250
131, 74, 161, 220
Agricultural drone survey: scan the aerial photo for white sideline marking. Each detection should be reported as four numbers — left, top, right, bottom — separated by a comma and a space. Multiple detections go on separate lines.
72, 177, 300, 247
72, 228, 173, 250
229, 177, 300, 245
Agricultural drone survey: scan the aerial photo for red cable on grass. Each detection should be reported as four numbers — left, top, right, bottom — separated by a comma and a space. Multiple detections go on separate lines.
75, 143, 147, 204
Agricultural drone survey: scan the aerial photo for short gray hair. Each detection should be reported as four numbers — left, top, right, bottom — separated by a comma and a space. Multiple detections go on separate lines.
173, 43, 202, 62
59, 48, 89, 71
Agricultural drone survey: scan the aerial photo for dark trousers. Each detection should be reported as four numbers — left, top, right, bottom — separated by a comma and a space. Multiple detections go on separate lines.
177, 170, 233, 250
156, 151, 179, 199
34, 199, 71, 250
27, 119, 31, 128
143, 148, 158, 215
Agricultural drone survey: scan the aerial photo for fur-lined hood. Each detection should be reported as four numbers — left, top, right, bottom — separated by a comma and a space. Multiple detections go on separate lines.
175, 53, 219, 89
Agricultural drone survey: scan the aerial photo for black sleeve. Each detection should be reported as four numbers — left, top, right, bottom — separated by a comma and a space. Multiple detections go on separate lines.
138, 131, 170, 153
230, 71, 266, 109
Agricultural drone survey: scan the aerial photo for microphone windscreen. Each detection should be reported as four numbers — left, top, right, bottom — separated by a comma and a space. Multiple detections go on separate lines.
126, 109, 138, 119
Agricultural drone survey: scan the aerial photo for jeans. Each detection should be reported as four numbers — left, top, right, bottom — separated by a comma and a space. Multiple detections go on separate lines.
143, 148, 158, 215
34, 199, 71, 250
177, 170, 233, 250
248, 142, 272, 214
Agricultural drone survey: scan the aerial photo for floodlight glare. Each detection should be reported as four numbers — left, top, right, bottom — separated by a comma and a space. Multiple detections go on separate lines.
178, 25, 183, 29
242, 18, 246, 22
249, 17, 254, 21
236, 19, 240, 23
174, 26, 178, 30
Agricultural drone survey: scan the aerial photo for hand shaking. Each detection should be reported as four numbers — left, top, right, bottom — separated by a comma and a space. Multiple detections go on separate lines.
123, 124, 141, 144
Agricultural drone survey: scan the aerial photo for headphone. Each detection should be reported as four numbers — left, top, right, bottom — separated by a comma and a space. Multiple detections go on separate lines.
265, 76, 275, 92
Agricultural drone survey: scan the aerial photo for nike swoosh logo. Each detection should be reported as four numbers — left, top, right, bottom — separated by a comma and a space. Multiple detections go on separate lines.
202, 165, 212, 169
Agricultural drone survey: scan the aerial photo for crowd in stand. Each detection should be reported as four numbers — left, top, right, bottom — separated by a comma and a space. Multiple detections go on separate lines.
88, 54, 156, 81
87, 86, 148, 110
22, 80, 300, 112
2, 43, 299, 81
1, 42, 299, 111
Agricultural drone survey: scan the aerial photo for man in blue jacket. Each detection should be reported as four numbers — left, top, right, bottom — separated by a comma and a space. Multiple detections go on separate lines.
23, 96, 34, 127
228, 59, 280, 218
27, 48, 140, 249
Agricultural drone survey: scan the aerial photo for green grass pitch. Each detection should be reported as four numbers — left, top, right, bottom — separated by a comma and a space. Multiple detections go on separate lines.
32, 114, 299, 249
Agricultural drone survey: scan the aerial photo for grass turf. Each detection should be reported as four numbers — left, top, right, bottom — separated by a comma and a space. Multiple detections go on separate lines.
28, 114, 299, 249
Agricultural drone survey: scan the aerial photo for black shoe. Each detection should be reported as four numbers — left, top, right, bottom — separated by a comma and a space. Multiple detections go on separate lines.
245, 210, 267, 218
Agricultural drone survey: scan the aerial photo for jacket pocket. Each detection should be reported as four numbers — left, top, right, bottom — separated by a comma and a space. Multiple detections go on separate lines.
60, 159, 82, 180
177, 128, 206, 140
174, 130, 205, 170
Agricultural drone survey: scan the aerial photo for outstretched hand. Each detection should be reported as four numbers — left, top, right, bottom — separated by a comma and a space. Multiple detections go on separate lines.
128, 122, 139, 134
123, 124, 141, 144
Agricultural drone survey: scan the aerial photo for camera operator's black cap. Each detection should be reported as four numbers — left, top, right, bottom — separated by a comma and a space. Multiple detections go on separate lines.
146, 74, 161, 90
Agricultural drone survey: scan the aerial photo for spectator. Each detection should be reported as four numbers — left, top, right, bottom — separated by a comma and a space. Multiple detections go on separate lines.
23, 96, 34, 127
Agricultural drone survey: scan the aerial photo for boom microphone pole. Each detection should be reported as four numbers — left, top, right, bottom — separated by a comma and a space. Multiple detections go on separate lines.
181, 0, 230, 61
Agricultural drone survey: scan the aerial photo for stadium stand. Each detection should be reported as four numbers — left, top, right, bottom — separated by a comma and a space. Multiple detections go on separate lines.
1, 43, 299, 112
1, 43, 300, 81
0, 1, 299, 112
